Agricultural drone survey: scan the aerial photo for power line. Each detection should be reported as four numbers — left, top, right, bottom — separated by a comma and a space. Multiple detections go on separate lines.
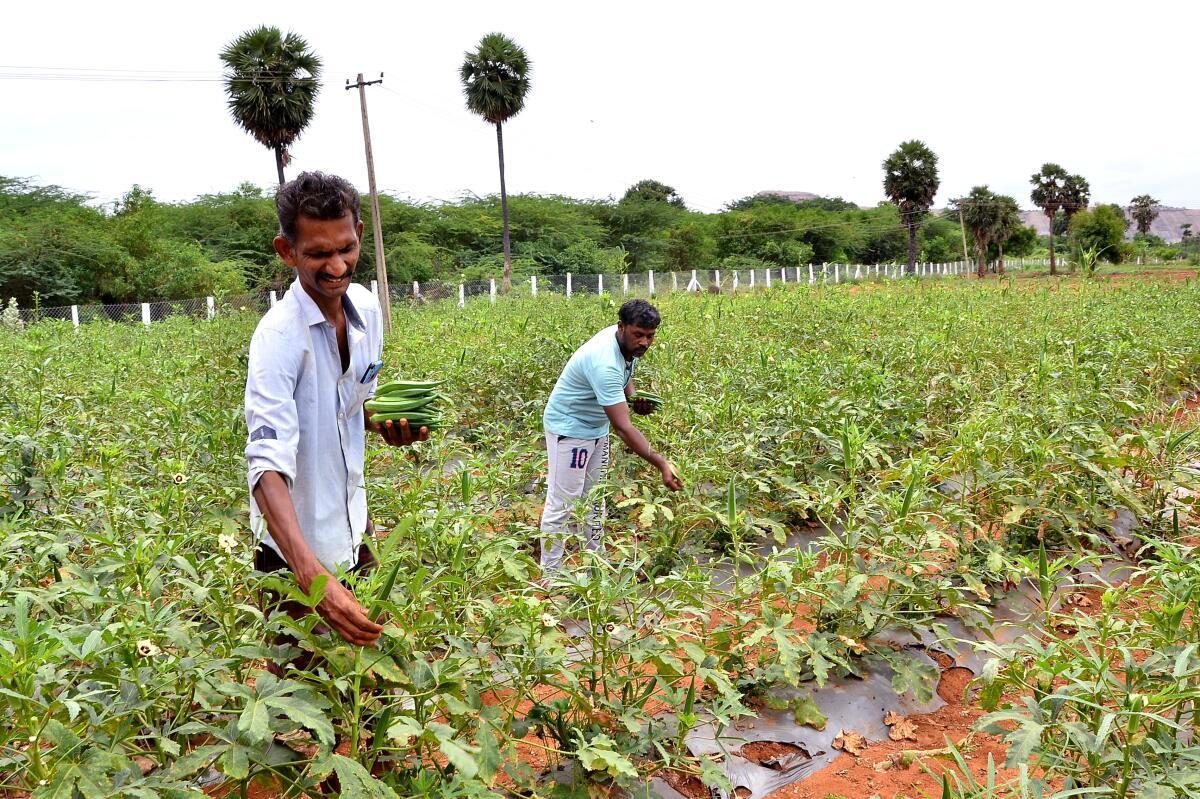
0, 65, 321, 84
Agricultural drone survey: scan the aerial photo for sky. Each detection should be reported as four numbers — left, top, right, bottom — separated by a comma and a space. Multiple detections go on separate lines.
4, 0, 1198, 214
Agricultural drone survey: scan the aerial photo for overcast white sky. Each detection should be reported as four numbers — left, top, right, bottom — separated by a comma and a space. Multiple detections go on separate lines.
4, 0, 1197, 213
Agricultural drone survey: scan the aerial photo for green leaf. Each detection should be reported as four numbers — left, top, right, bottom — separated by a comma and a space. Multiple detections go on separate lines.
791, 694, 827, 730
1003, 503, 1030, 525
265, 695, 335, 745
237, 697, 270, 744
438, 737, 479, 779
575, 734, 637, 780
1135, 783, 1175, 799
331, 754, 401, 799
698, 756, 733, 793
166, 744, 225, 780
884, 650, 939, 704
304, 573, 329, 608
385, 716, 423, 744
220, 744, 249, 780
475, 720, 501, 781
41, 719, 81, 751
80, 629, 105, 658
982, 713, 1044, 769
441, 693, 474, 717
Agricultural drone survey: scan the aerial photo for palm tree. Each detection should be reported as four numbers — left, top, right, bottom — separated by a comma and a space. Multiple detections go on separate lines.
953, 186, 1002, 278
1062, 174, 1090, 225
1030, 163, 1070, 275
992, 195, 1022, 275
883, 140, 940, 274
460, 33, 531, 293
1129, 194, 1160, 236
220, 26, 322, 186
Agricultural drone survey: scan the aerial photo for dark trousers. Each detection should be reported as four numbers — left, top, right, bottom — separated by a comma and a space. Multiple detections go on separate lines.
255, 541, 377, 676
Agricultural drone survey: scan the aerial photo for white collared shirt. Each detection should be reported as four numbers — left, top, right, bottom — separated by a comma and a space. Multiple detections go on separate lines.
244, 279, 383, 571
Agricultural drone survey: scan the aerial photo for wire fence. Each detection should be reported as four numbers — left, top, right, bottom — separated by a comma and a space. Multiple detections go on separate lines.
4, 258, 1049, 329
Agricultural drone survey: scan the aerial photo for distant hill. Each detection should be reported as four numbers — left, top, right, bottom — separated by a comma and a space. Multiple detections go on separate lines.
1020, 207, 1199, 242
756, 190, 826, 204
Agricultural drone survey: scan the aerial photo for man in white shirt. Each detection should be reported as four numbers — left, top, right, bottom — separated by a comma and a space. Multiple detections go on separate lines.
539, 299, 682, 575
244, 172, 425, 656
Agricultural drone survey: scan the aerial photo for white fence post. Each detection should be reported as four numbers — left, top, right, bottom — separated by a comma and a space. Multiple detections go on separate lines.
206, 296, 215, 320
648, 270, 655, 296
566, 272, 573, 298
779, 266, 787, 285
732, 271, 739, 291
531, 275, 538, 296
598, 274, 604, 294
834, 264, 840, 283
622, 273, 629, 294
854, 265, 862, 280
141, 303, 151, 326
489, 278, 496, 303
714, 269, 721, 288
749, 269, 755, 288
413, 280, 421, 300
822, 263, 828, 283
808, 264, 815, 284
672, 272, 678, 292
765, 268, 772, 288
71, 305, 79, 328
458, 283, 465, 308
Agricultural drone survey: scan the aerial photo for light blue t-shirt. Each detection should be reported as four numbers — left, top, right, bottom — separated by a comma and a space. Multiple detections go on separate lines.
543, 325, 636, 439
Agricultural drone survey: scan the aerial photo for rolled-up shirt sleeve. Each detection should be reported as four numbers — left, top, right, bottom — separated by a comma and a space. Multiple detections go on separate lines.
245, 327, 301, 493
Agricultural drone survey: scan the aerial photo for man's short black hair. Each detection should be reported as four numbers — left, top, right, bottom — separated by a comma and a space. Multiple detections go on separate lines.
275, 171, 361, 243
618, 298, 661, 328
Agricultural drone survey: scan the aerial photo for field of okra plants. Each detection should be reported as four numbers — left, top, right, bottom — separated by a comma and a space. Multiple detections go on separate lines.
2, 276, 1199, 799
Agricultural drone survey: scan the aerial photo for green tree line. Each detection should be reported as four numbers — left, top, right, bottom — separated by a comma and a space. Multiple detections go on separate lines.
1, 176, 1023, 307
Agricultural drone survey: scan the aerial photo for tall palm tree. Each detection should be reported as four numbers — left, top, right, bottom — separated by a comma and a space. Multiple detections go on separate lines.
1030, 163, 1070, 275
220, 26, 322, 186
883, 140, 939, 274
992, 194, 1022, 275
1129, 194, 1160, 236
953, 186, 1002, 278
460, 33, 531, 293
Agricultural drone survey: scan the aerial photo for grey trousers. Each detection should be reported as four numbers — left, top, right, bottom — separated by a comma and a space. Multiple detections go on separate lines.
539, 432, 610, 573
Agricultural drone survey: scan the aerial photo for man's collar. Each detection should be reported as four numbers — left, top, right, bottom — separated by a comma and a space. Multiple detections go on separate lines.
291, 278, 328, 328
290, 278, 366, 331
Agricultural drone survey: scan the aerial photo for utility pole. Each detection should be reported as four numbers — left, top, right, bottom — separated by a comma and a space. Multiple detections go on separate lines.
346, 72, 392, 333
958, 206, 971, 276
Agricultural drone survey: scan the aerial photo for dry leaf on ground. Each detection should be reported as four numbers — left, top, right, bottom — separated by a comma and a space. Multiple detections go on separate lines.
883, 710, 918, 741
832, 729, 867, 756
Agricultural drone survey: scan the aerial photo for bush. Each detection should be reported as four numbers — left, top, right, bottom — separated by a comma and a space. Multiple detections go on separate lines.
1069, 204, 1126, 264
385, 235, 443, 285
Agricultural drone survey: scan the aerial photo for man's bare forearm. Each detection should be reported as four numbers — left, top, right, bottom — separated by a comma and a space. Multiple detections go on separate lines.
612, 420, 666, 468
252, 471, 327, 590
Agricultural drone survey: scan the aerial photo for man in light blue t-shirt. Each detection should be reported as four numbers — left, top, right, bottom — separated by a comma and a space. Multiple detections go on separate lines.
540, 299, 682, 575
